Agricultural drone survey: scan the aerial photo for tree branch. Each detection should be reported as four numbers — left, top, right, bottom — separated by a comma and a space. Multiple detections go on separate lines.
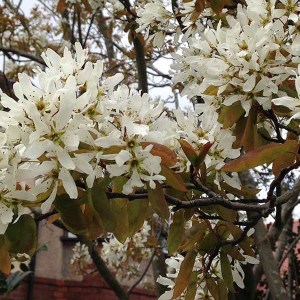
78, 236, 129, 300
0, 47, 46, 66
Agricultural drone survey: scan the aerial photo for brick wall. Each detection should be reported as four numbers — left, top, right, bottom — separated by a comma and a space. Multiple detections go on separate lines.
0, 276, 156, 300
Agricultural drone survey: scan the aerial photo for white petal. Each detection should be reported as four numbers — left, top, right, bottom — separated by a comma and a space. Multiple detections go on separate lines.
57, 147, 75, 170
59, 168, 78, 199
41, 181, 58, 213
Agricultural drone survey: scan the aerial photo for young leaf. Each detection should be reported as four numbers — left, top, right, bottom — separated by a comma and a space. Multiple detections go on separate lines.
148, 183, 170, 220
167, 210, 185, 255
197, 142, 214, 166
178, 139, 198, 167
173, 250, 197, 298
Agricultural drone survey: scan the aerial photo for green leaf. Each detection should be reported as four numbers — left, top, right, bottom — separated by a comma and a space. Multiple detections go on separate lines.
173, 250, 197, 298
90, 178, 115, 233
54, 194, 87, 235
222, 140, 298, 172
148, 183, 170, 220
5, 215, 37, 257
214, 206, 237, 222
185, 271, 198, 300
220, 250, 234, 292
217, 279, 228, 300
110, 177, 130, 243
161, 164, 187, 192
198, 231, 217, 254
128, 199, 150, 236
111, 198, 129, 243
83, 205, 104, 240
206, 277, 219, 300
167, 210, 185, 255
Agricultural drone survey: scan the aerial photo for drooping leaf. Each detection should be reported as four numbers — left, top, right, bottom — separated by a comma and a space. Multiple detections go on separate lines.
111, 198, 129, 243
206, 277, 219, 300
148, 183, 170, 220
217, 278, 228, 300
220, 249, 234, 292
167, 210, 185, 255
128, 199, 150, 236
83, 205, 104, 240
161, 164, 187, 192
173, 250, 197, 298
5, 215, 37, 257
90, 178, 115, 233
54, 194, 87, 235
223, 244, 245, 261
185, 271, 198, 300
222, 140, 298, 172
198, 231, 217, 254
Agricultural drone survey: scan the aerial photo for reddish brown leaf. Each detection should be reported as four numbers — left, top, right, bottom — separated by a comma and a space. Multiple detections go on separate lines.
148, 183, 170, 220
161, 164, 187, 192
272, 140, 299, 176
56, 0, 67, 13
142, 142, 177, 167
173, 250, 197, 298
222, 140, 298, 172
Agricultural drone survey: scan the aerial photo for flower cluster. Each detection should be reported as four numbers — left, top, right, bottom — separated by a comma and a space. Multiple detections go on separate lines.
171, 0, 300, 118
0, 41, 244, 233
157, 251, 259, 300
100, 221, 152, 281
70, 242, 93, 275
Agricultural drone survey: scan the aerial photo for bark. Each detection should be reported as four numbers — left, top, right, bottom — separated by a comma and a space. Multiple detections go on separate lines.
78, 236, 129, 300
239, 171, 289, 300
